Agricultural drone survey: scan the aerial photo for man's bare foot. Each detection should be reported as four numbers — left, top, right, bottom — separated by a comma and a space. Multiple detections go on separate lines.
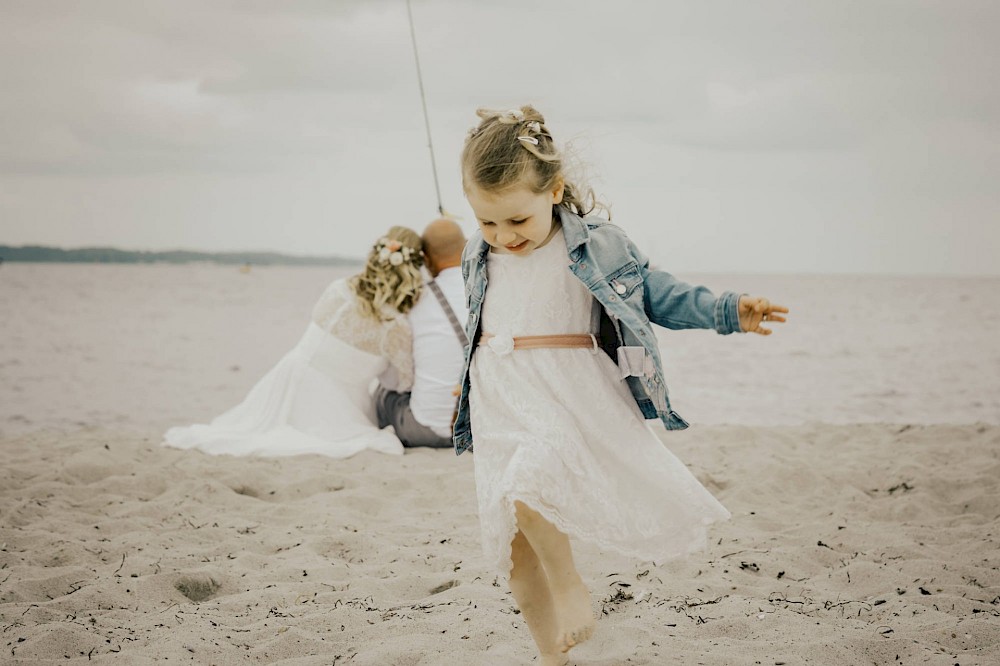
553, 576, 595, 653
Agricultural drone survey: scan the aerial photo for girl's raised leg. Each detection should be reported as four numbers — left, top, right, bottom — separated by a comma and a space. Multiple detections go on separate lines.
513, 500, 595, 654
508, 530, 567, 666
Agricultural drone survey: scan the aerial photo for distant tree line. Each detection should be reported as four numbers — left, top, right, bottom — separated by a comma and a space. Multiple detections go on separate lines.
0, 245, 362, 267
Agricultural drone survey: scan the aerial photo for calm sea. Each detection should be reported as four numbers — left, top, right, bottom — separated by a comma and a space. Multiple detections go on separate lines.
1, 263, 997, 435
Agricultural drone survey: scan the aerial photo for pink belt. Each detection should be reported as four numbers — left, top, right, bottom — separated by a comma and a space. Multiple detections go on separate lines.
479, 332, 599, 352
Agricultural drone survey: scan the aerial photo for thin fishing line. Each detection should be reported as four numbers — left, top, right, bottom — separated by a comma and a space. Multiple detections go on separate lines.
406, 0, 443, 215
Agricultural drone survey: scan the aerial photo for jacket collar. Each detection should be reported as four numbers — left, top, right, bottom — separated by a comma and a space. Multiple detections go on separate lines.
471, 205, 590, 264
557, 206, 590, 253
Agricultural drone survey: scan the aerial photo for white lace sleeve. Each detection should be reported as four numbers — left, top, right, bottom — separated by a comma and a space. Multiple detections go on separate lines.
381, 315, 414, 391
312, 279, 382, 356
311, 279, 353, 333
311, 278, 414, 389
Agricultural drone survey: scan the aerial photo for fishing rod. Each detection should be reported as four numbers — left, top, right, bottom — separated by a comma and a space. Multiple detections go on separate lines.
405, 0, 444, 216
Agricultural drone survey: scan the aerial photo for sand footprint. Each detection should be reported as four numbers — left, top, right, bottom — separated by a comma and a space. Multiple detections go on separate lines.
174, 573, 222, 602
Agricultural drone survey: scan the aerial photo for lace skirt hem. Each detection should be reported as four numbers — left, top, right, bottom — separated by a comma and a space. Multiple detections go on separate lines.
485, 489, 727, 581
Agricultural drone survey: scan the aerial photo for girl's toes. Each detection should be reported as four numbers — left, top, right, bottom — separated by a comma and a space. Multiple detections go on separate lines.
559, 626, 593, 652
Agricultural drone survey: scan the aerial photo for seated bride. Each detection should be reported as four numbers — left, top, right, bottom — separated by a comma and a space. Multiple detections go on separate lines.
163, 226, 424, 458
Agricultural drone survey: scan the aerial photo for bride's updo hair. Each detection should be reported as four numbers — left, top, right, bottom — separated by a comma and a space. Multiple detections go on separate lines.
461, 105, 606, 218
350, 226, 424, 321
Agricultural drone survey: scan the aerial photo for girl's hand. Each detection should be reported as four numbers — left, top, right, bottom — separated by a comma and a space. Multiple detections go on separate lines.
738, 296, 788, 336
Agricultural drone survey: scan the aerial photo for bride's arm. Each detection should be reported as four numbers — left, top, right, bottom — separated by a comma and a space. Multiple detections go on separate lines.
311, 279, 351, 332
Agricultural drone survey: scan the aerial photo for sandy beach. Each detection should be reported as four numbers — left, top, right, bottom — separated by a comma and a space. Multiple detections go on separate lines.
2, 264, 999, 664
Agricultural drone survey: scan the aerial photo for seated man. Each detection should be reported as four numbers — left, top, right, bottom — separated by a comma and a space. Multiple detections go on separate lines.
374, 218, 468, 448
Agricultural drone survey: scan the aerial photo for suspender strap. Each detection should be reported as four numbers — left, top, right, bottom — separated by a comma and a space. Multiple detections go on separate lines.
427, 280, 469, 346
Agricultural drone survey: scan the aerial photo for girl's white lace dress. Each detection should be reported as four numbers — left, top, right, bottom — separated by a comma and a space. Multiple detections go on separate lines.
469, 228, 731, 577
164, 278, 409, 458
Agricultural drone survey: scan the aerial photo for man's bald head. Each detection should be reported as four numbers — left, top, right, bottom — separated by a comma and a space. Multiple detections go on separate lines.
422, 218, 466, 277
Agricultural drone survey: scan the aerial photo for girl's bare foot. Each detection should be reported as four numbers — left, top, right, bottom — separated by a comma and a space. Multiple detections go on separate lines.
509, 530, 565, 662
511, 501, 594, 656
552, 575, 594, 653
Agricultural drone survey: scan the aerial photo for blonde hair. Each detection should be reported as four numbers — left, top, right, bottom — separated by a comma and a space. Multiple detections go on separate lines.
350, 226, 424, 321
461, 105, 607, 218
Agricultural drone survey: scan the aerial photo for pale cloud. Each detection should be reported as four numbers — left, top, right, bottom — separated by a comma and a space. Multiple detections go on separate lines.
0, 0, 997, 273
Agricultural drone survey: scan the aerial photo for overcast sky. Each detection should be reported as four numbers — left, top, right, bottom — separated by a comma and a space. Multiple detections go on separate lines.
1, 0, 997, 274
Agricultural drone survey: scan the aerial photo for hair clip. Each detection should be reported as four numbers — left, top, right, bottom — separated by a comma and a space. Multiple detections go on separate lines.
505, 109, 525, 122
517, 136, 539, 146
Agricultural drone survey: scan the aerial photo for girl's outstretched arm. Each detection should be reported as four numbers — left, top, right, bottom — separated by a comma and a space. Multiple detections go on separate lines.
626, 237, 742, 334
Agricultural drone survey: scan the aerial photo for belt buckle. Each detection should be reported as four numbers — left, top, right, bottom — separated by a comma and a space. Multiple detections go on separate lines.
588, 334, 599, 355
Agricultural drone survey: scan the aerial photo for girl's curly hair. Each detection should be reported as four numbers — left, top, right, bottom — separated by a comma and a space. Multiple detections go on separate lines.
461, 105, 607, 218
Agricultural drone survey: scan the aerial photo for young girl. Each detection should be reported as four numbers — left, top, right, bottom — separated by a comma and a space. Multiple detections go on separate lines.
453, 106, 788, 664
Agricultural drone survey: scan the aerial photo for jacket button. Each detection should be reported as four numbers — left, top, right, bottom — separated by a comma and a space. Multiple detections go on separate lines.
580, 263, 587, 269
615, 284, 627, 295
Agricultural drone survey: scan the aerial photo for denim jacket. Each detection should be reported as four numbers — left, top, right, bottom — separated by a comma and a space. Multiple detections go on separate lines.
452, 206, 743, 455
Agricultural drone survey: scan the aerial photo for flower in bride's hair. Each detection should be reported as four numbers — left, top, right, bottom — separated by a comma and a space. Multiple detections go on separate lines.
526, 121, 541, 133
488, 333, 515, 356
506, 109, 525, 122
389, 251, 404, 266
379, 248, 391, 262
387, 240, 402, 252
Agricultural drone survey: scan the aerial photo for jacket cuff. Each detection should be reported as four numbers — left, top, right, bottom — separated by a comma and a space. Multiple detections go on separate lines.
714, 291, 743, 335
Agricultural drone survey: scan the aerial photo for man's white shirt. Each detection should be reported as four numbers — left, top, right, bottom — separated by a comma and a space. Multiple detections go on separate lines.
407, 267, 468, 438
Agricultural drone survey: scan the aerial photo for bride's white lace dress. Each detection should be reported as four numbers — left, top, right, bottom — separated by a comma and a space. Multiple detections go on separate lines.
469, 228, 731, 577
163, 278, 410, 458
